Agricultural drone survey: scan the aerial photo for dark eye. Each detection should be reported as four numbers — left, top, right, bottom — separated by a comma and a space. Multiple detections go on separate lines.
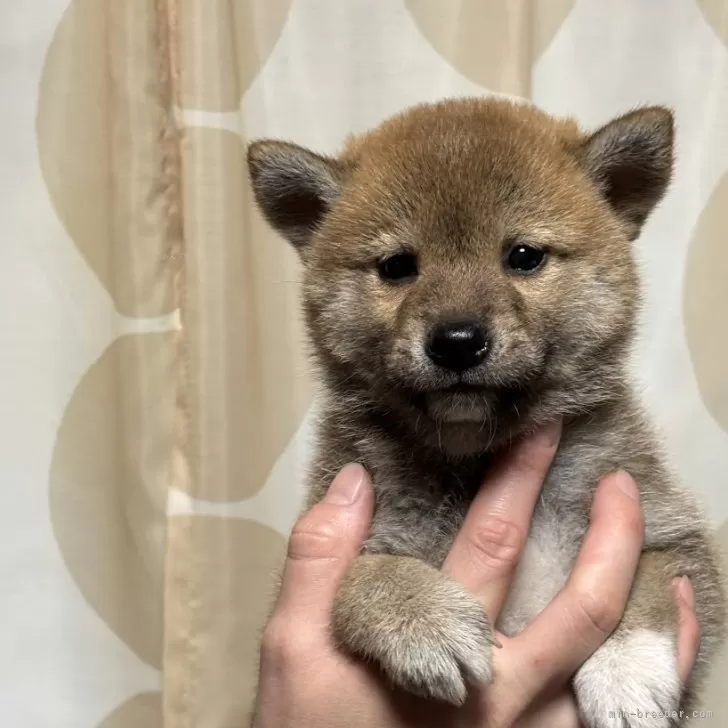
378, 252, 418, 283
505, 243, 546, 273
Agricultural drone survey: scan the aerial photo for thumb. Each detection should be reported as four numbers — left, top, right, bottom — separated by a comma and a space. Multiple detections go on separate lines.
275, 464, 374, 627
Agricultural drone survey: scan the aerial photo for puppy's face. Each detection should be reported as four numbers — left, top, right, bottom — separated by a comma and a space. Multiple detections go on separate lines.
248, 99, 673, 455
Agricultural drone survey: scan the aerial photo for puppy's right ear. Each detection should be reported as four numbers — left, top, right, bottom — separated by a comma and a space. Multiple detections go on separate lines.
247, 140, 345, 249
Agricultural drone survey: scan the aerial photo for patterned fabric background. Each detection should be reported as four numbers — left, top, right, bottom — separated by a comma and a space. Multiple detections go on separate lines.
0, 1, 727, 726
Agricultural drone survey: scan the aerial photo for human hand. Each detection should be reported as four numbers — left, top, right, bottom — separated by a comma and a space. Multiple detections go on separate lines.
515, 572, 699, 727
250, 427, 700, 728
456, 460, 700, 727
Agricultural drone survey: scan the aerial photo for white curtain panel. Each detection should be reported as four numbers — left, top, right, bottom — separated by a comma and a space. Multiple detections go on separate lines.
1, 1, 727, 726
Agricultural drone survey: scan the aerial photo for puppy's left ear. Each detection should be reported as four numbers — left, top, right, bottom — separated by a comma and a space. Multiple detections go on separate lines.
247, 140, 346, 250
578, 107, 674, 239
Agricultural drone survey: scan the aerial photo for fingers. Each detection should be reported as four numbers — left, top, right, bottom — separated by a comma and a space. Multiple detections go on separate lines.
674, 576, 701, 684
443, 421, 561, 621
508, 471, 644, 696
273, 464, 375, 631
514, 690, 583, 728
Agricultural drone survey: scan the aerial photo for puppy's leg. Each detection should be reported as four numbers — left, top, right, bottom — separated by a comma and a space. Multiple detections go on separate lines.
574, 547, 720, 728
332, 553, 495, 705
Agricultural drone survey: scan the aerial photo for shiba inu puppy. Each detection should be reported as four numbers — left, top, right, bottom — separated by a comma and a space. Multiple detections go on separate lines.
247, 98, 726, 727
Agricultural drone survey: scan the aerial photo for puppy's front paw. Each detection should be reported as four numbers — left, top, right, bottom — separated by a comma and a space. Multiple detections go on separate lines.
574, 630, 681, 728
333, 555, 494, 705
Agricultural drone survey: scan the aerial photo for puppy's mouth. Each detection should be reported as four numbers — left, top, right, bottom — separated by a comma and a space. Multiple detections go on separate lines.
411, 383, 532, 424
443, 383, 485, 394
422, 384, 492, 424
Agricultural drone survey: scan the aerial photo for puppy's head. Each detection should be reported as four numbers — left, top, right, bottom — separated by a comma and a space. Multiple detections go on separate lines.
247, 99, 673, 456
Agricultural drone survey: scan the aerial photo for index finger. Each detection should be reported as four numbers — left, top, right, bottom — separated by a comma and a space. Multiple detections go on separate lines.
443, 420, 561, 621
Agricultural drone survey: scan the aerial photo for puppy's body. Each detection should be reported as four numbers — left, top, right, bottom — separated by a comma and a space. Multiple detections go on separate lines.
248, 98, 726, 727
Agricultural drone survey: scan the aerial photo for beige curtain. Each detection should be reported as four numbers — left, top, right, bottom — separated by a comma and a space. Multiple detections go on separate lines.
2, 0, 728, 725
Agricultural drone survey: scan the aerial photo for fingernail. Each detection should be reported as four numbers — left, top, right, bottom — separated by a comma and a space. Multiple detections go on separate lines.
613, 470, 639, 501
678, 576, 695, 609
324, 463, 367, 505
535, 420, 562, 447
672, 577, 681, 602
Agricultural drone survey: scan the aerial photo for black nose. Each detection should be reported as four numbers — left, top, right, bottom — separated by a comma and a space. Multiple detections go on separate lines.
426, 320, 490, 372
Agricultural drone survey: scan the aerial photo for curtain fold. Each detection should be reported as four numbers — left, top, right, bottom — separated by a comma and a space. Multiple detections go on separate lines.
2, 1, 728, 726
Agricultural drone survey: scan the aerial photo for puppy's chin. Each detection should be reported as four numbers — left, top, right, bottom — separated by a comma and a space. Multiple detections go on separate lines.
426, 391, 491, 424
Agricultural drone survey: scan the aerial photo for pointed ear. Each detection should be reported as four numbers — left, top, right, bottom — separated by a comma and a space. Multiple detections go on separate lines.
247, 140, 346, 248
578, 107, 674, 239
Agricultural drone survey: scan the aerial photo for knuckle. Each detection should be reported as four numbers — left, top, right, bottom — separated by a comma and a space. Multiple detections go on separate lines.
260, 617, 313, 667
260, 619, 291, 664
468, 516, 524, 574
574, 589, 621, 640
288, 515, 341, 561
